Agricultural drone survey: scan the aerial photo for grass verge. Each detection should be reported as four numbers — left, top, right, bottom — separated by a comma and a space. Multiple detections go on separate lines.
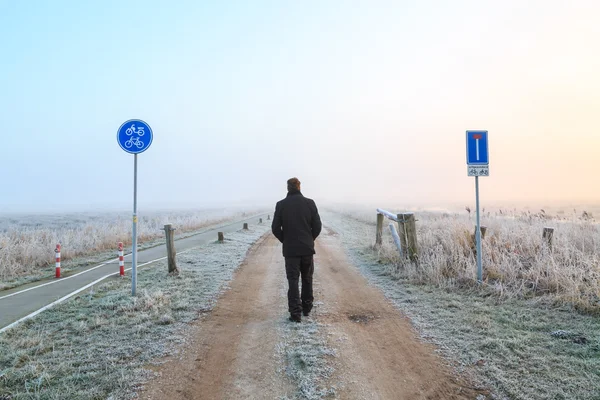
0, 225, 270, 400
329, 205, 600, 312
277, 278, 337, 400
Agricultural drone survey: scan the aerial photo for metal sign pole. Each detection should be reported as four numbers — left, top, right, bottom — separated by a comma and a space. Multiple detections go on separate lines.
117, 119, 153, 296
132, 153, 138, 296
467, 130, 488, 283
475, 175, 482, 283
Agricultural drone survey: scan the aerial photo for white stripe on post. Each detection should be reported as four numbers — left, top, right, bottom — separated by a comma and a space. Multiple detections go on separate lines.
55, 244, 61, 278
118, 242, 124, 276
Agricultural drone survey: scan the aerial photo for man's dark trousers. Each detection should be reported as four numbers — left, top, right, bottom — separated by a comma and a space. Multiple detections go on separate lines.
285, 255, 314, 318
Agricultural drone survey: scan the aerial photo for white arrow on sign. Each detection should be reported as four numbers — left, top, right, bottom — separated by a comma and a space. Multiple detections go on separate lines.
473, 134, 482, 161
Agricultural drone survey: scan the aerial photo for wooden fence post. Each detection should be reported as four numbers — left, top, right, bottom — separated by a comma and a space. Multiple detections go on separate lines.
397, 213, 418, 261
243, 223, 249, 230
543, 227, 554, 249
163, 224, 178, 275
376, 213, 384, 246
218, 232, 224, 242
259, 218, 263, 224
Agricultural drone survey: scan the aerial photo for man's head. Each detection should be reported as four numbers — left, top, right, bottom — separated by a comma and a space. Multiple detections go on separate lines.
287, 177, 301, 192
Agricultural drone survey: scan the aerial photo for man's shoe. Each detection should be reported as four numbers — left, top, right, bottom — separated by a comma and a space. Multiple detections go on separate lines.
302, 311, 310, 317
289, 316, 301, 323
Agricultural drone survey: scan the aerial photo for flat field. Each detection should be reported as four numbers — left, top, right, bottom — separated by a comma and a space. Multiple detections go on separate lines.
0, 208, 262, 288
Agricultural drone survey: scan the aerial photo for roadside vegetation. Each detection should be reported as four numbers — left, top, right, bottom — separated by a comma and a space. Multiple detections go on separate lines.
0, 225, 270, 400
334, 206, 599, 313
323, 209, 600, 399
0, 208, 262, 288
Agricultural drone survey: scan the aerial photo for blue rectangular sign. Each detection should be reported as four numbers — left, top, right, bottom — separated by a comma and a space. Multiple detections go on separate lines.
466, 130, 489, 165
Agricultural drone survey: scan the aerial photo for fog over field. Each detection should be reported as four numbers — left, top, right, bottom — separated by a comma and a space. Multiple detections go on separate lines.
1, 1, 598, 213
2, 5, 600, 400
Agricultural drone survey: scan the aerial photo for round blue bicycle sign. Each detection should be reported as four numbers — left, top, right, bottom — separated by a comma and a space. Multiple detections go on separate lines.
117, 119, 153, 154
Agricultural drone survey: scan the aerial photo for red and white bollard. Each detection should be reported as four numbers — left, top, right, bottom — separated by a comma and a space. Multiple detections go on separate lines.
118, 242, 125, 276
55, 244, 61, 278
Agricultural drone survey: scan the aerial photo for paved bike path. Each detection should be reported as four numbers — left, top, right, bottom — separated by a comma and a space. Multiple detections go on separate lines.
0, 214, 269, 331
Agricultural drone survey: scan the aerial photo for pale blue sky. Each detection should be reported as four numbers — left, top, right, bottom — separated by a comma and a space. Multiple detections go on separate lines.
1, 1, 598, 212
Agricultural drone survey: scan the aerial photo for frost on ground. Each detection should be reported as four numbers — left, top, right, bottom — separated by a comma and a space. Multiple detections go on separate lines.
0, 225, 270, 400
278, 321, 337, 400
0, 208, 265, 289
322, 210, 600, 400
276, 279, 337, 400
328, 205, 600, 312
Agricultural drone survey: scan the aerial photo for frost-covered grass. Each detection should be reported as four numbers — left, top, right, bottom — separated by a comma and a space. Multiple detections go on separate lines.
0, 225, 270, 400
0, 208, 263, 287
277, 293, 337, 400
330, 205, 600, 313
324, 210, 600, 400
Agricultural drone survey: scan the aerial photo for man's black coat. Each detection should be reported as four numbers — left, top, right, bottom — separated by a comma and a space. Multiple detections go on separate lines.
272, 190, 322, 257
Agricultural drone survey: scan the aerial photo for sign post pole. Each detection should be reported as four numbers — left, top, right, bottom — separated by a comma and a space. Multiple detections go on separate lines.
117, 119, 153, 296
475, 175, 482, 283
132, 153, 138, 296
466, 130, 488, 284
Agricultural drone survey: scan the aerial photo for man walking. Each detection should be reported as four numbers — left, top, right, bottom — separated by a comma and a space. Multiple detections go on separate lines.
272, 177, 322, 323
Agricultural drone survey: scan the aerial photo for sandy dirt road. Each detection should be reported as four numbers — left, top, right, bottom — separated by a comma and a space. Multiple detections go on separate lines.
142, 228, 482, 399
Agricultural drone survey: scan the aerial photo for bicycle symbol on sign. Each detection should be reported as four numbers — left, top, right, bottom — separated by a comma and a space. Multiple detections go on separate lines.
124, 124, 145, 149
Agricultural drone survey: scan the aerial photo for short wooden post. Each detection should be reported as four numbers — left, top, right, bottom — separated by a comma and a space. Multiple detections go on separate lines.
543, 227, 554, 249
397, 214, 408, 258
376, 213, 384, 246
218, 232, 224, 242
163, 224, 178, 275
267, 215, 270, 220
397, 213, 418, 261
259, 218, 263, 224
243, 223, 249, 230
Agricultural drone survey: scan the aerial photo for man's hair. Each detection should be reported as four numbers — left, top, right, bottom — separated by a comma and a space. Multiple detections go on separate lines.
287, 177, 301, 192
